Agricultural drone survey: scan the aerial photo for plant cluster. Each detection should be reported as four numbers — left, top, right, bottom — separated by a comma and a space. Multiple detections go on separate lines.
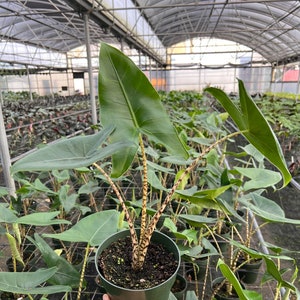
3, 96, 93, 158
0, 43, 299, 300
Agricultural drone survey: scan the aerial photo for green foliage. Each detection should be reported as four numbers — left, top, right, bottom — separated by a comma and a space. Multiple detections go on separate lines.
216, 259, 262, 300
0, 267, 71, 294
43, 210, 120, 246
6, 43, 298, 298
11, 125, 132, 173
98, 43, 188, 177
205, 80, 292, 187
31, 234, 81, 288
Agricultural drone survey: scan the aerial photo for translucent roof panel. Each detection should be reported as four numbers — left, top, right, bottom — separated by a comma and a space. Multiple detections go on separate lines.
135, 0, 300, 64
1, 0, 300, 68
0, 0, 119, 67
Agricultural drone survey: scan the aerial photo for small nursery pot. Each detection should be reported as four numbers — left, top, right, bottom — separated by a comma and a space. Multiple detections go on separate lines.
237, 257, 262, 284
171, 274, 187, 300
211, 277, 244, 300
95, 229, 181, 300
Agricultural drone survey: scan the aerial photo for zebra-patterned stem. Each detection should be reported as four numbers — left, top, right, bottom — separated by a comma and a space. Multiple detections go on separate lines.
137, 131, 244, 267
92, 163, 139, 264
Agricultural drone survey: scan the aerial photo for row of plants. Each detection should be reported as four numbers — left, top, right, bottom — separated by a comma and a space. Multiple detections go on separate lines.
1, 91, 89, 104
0, 43, 299, 300
3, 98, 93, 158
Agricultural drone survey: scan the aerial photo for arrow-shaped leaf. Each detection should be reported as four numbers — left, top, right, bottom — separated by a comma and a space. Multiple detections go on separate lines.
205, 79, 291, 187
0, 267, 71, 294
11, 126, 133, 173
43, 210, 120, 246
99, 42, 188, 177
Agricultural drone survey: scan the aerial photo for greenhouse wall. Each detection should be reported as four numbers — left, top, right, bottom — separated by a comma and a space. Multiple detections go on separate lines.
2, 65, 300, 97
164, 66, 272, 94
0, 72, 76, 97
270, 82, 300, 94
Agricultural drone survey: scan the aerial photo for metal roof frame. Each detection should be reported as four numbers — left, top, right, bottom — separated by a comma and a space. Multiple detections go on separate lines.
0, 0, 300, 68
134, 0, 300, 65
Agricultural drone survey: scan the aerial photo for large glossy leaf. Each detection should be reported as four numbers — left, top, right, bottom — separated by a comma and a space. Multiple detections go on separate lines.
205, 79, 291, 187
11, 126, 132, 173
0, 267, 71, 294
32, 234, 81, 288
98, 42, 188, 177
43, 210, 120, 246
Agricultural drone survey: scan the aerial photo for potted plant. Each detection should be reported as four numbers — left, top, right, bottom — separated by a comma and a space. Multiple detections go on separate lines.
11, 42, 292, 299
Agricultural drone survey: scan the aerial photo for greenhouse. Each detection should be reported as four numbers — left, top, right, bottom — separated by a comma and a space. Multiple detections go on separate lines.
0, 1, 299, 299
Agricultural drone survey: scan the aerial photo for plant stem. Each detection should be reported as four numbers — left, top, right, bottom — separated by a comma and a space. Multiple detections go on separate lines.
92, 163, 139, 269
77, 243, 90, 300
139, 135, 148, 247
139, 131, 245, 259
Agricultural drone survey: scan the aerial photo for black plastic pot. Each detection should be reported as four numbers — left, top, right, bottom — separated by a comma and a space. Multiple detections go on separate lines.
171, 274, 187, 300
212, 277, 243, 300
237, 257, 262, 284
95, 229, 181, 300
185, 256, 209, 282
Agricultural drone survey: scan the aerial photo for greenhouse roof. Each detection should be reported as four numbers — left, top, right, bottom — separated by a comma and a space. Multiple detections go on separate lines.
0, 0, 300, 67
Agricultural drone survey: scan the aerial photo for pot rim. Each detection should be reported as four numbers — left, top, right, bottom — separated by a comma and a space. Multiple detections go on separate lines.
95, 228, 181, 292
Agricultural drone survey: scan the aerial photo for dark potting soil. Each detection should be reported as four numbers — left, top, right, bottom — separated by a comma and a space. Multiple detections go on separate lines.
98, 236, 178, 290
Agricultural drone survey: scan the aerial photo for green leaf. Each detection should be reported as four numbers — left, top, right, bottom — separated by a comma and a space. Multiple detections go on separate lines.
98, 42, 188, 177
241, 144, 265, 163
6, 233, 24, 265
185, 290, 198, 300
43, 210, 120, 246
0, 267, 71, 294
205, 79, 292, 187
241, 193, 300, 224
58, 185, 78, 213
78, 180, 100, 194
32, 234, 81, 288
263, 257, 296, 290
216, 259, 262, 300
0, 187, 8, 197
0, 203, 18, 223
147, 168, 168, 191
11, 126, 132, 173
234, 167, 282, 190
177, 214, 217, 227
52, 169, 70, 183
17, 211, 71, 226
230, 240, 295, 261
175, 185, 233, 212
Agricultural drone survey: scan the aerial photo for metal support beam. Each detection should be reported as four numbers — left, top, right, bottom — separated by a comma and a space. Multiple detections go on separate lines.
26, 65, 33, 101
49, 70, 55, 100
0, 103, 16, 197
84, 13, 98, 126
